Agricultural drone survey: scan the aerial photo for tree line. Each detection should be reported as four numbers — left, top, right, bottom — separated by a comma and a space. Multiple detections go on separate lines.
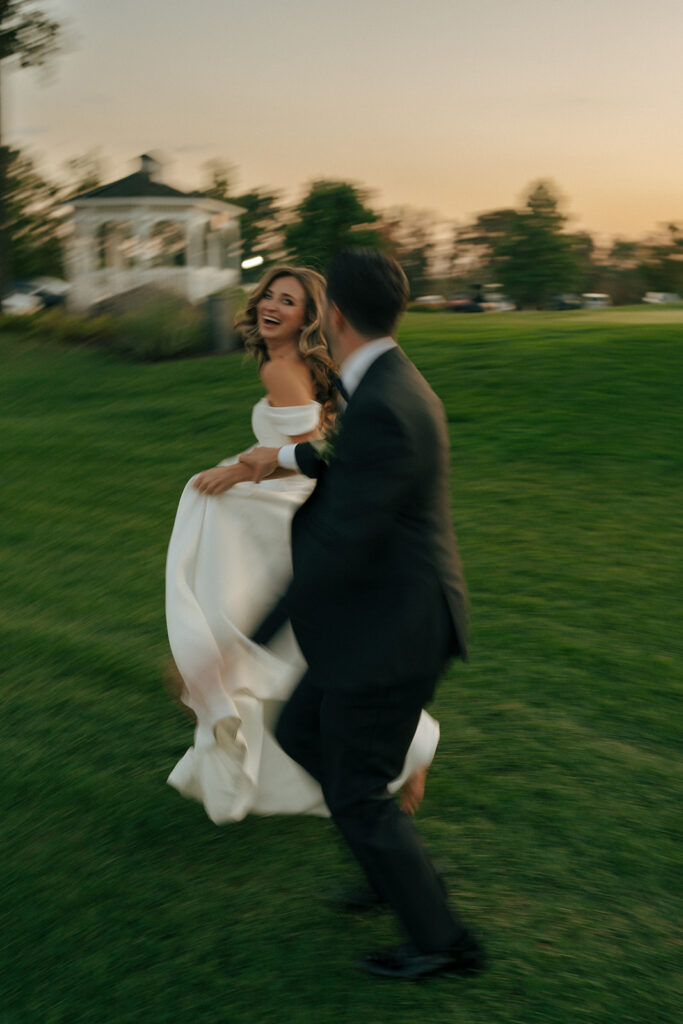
6, 150, 682, 308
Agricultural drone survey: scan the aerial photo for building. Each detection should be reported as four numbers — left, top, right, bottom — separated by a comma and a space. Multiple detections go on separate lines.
64, 154, 244, 312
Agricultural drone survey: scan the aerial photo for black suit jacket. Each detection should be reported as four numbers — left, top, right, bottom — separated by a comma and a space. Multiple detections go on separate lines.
253, 346, 469, 691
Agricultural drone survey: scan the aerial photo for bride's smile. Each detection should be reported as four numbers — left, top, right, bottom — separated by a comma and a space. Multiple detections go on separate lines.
257, 275, 307, 350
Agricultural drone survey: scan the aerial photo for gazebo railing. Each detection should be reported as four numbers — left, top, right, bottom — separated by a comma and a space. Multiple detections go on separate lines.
71, 266, 239, 310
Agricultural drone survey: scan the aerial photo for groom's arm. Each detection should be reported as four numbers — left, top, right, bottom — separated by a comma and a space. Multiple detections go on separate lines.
289, 442, 325, 478
239, 442, 325, 481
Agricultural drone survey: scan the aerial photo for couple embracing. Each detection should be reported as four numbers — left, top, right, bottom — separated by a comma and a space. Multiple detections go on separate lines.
165, 249, 484, 980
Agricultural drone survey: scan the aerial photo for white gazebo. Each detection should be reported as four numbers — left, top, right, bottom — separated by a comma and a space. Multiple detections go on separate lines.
64, 154, 244, 312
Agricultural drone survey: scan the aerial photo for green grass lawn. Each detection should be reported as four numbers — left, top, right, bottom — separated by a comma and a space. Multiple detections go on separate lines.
1, 308, 681, 1023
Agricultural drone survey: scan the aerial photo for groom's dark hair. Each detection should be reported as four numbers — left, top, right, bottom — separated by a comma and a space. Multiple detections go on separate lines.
326, 249, 409, 338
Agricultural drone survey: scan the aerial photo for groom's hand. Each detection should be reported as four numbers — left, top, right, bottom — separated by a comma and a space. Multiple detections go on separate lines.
238, 447, 281, 483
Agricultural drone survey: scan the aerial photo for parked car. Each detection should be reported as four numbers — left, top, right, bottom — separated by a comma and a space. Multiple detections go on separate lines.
414, 294, 447, 306
2, 282, 44, 315
446, 285, 514, 313
549, 293, 582, 310
642, 291, 682, 304
582, 292, 610, 308
445, 293, 484, 313
481, 291, 515, 312
1, 277, 70, 315
30, 277, 70, 307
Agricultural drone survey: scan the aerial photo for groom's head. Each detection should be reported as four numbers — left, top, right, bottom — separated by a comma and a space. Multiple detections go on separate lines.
325, 249, 409, 348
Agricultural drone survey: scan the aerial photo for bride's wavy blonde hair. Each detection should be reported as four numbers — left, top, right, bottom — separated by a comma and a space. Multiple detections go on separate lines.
236, 265, 341, 431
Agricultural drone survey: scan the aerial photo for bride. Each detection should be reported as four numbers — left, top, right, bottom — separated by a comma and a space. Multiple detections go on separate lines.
165, 265, 439, 824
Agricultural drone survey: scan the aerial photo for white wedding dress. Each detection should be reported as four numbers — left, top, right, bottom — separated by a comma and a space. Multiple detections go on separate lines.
166, 397, 440, 823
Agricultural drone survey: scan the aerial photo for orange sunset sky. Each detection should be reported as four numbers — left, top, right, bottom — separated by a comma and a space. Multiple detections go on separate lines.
6, 0, 683, 240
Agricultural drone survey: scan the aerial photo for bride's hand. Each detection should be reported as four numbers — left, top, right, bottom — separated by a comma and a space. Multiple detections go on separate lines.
193, 465, 246, 495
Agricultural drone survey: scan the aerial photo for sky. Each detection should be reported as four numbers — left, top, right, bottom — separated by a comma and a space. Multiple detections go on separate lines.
4, 0, 683, 240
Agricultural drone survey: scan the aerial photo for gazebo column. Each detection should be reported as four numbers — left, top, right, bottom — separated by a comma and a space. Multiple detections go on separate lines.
104, 222, 122, 292
208, 231, 222, 271
67, 216, 98, 312
185, 216, 208, 302
134, 213, 154, 290
114, 222, 128, 290
223, 221, 241, 272
105, 223, 125, 270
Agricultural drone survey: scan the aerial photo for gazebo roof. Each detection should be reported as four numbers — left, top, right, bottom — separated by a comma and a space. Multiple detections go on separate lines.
73, 172, 196, 202
70, 154, 243, 213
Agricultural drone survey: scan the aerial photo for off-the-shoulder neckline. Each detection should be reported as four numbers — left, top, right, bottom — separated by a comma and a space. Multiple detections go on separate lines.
257, 396, 321, 411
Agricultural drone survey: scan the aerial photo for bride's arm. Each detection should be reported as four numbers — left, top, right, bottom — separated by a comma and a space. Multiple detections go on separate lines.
193, 441, 309, 495
194, 360, 319, 495
193, 461, 255, 495
238, 442, 322, 483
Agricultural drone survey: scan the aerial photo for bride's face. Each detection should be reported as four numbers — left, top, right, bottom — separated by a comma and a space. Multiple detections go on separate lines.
257, 275, 308, 347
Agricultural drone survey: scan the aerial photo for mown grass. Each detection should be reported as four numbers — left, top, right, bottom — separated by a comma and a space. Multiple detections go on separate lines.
1, 308, 681, 1023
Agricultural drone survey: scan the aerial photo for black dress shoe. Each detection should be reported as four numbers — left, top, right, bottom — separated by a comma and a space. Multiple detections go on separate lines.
359, 935, 485, 981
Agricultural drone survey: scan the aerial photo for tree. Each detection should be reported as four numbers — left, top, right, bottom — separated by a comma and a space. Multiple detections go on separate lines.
640, 223, 683, 295
452, 208, 516, 283
233, 188, 284, 267
493, 181, 581, 308
380, 207, 436, 297
4, 145, 62, 277
201, 158, 235, 204
0, 0, 62, 292
285, 180, 380, 271
590, 238, 646, 305
199, 162, 285, 270
567, 230, 597, 295
62, 149, 104, 199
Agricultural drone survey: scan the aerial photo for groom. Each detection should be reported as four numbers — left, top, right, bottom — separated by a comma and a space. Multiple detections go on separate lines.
240, 249, 484, 980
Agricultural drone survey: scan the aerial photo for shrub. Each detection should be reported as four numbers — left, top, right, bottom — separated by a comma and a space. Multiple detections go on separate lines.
1, 293, 207, 361
0, 309, 118, 343
0, 312, 40, 334
111, 294, 206, 361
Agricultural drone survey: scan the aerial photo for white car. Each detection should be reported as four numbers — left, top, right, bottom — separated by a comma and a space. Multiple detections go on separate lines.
482, 292, 515, 312
1, 277, 70, 314
642, 291, 681, 304
582, 293, 610, 309
415, 295, 446, 305
2, 286, 43, 315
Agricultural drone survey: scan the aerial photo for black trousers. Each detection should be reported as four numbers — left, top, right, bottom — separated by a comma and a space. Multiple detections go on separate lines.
275, 671, 467, 953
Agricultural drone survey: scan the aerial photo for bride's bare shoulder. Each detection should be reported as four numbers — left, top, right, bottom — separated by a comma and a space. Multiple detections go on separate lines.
260, 358, 314, 407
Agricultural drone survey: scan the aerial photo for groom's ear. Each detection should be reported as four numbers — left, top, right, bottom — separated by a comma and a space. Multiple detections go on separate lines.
330, 302, 345, 332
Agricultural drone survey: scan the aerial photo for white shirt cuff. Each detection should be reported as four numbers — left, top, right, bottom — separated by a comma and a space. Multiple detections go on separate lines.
278, 444, 299, 471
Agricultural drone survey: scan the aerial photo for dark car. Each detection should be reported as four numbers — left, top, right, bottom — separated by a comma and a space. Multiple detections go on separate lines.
445, 293, 484, 313
31, 277, 70, 307
548, 293, 582, 310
